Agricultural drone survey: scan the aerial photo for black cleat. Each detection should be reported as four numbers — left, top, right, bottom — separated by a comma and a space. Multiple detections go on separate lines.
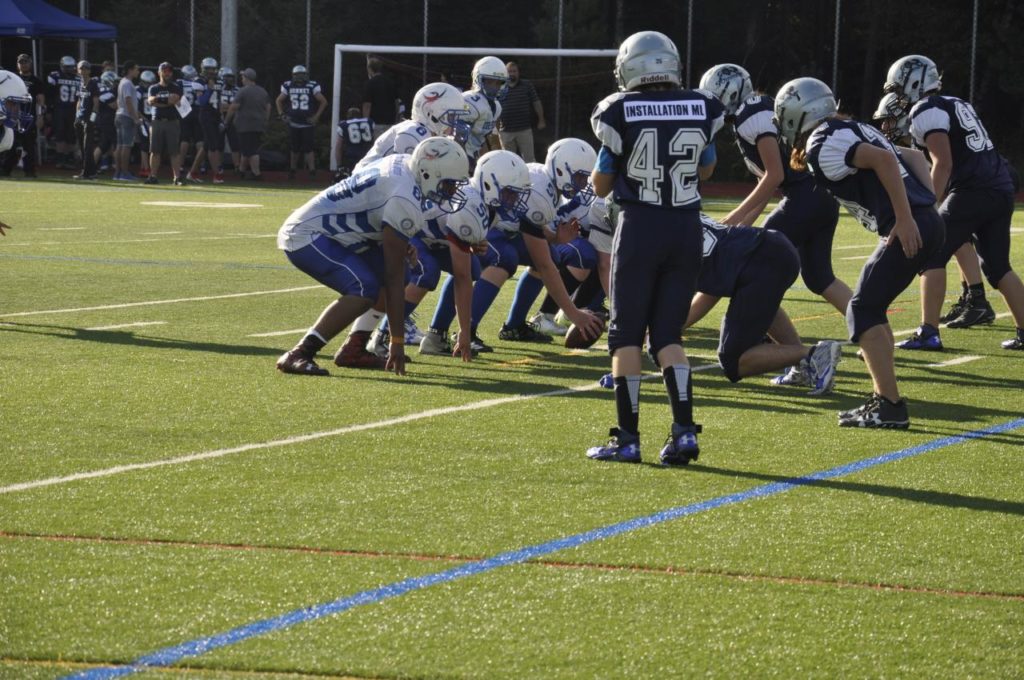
839, 394, 909, 429
498, 321, 552, 343
946, 298, 996, 329
276, 350, 329, 376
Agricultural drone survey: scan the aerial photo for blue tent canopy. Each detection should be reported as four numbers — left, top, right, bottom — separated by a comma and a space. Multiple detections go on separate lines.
0, 0, 116, 39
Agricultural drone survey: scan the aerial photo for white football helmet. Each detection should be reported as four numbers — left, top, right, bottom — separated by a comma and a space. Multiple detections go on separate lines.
473, 150, 532, 221
699, 63, 753, 116
772, 77, 837, 146
100, 70, 118, 89
412, 82, 471, 144
181, 64, 198, 79
471, 56, 508, 100
291, 65, 309, 83
444, 188, 488, 245
615, 31, 681, 92
218, 67, 234, 81
201, 57, 219, 76
140, 70, 157, 86
411, 137, 471, 214
884, 55, 940, 106
0, 69, 34, 133
873, 92, 910, 142
545, 138, 597, 205
60, 55, 77, 74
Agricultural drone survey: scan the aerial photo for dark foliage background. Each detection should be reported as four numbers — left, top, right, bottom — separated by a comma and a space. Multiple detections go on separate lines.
2, 0, 1021, 175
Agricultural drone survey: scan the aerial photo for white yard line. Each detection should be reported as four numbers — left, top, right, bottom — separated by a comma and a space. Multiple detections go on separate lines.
841, 255, 870, 261
833, 243, 878, 250
927, 355, 983, 368
140, 201, 264, 208
39, 227, 86, 231
84, 321, 168, 331
140, 231, 183, 235
0, 365, 717, 495
0, 285, 321, 318
248, 328, 308, 338
0, 234, 277, 248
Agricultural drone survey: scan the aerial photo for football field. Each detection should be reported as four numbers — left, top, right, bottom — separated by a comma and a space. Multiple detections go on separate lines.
1, 178, 1022, 679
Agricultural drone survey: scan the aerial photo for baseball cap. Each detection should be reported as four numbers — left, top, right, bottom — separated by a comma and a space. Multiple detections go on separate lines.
158, 61, 173, 71
77, 60, 92, 70
16, 54, 31, 63
242, 67, 256, 81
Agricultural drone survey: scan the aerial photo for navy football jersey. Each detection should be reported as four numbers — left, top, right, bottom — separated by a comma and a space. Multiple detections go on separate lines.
733, 94, 810, 192
910, 95, 1013, 194
592, 88, 725, 209
697, 215, 765, 297
97, 84, 116, 123
337, 116, 373, 167
48, 71, 80, 109
196, 77, 224, 113
281, 79, 322, 127
75, 77, 99, 120
806, 119, 935, 236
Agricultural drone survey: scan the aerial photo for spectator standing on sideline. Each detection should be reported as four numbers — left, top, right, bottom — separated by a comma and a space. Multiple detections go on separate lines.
114, 60, 142, 181
0, 54, 44, 178
277, 65, 327, 180
48, 56, 80, 168
497, 61, 545, 162
219, 67, 241, 173
225, 68, 270, 180
73, 60, 100, 180
146, 62, 184, 185
136, 69, 157, 178
362, 55, 397, 140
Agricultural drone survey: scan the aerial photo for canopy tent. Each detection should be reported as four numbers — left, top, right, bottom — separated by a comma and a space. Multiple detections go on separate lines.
0, 0, 116, 39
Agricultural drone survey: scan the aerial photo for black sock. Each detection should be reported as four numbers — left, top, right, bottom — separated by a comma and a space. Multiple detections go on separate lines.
921, 322, 939, 336
296, 330, 327, 356
572, 269, 603, 309
538, 267, 581, 314
968, 282, 986, 301
613, 376, 641, 440
663, 364, 693, 426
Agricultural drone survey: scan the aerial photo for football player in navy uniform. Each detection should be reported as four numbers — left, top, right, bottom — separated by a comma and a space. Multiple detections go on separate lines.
48, 56, 79, 169
72, 61, 100, 180
189, 57, 226, 184
177, 65, 203, 183
136, 70, 157, 179
277, 65, 327, 180
335, 106, 373, 181
217, 67, 241, 174
883, 56, 1024, 351
586, 31, 724, 465
700, 64, 851, 388
95, 70, 118, 173
776, 77, 944, 428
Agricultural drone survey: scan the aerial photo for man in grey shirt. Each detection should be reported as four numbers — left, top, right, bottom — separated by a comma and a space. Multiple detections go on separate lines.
114, 60, 142, 180
225, 67, 270, 180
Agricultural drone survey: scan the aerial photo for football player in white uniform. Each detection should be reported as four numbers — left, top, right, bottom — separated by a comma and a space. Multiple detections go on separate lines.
275, 137, 470, 376
0, 69, 33, 155
355, 82, 469, 170
462, 56, 507, 161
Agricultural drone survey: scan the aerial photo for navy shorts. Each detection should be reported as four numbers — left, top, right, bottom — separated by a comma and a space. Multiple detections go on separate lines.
763, 179, 840, 294
847, 206, 945, 342
180, 114, 201, 145
53, 107, 76, 144
289, 126, 315, 154
927, 188, 1015, 287
553, 235, 598, 271
482, 228, 536, 275
608, 203, 703, 354
200, 112, 224, 152
285, 235, 385, 300
410, 238, 481, 291
717, 231, 800, 382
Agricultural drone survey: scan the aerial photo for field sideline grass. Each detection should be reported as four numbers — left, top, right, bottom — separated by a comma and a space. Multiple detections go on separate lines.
1, 177, 1022, 679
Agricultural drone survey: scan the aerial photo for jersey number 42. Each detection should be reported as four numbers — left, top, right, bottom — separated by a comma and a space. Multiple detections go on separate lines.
627, 128, 707, 207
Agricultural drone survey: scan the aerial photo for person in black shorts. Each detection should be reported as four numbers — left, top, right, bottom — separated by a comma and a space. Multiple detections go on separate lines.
48, 56, 79, 168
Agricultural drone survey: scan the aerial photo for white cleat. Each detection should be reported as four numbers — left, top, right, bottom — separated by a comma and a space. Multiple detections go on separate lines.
531, 312, 568, 337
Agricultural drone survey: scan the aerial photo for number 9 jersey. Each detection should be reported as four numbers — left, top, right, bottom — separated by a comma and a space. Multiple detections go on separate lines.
591, 88, 724, 210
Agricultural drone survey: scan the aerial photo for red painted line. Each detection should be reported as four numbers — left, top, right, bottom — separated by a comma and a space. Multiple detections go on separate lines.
3, 530, 1021, 603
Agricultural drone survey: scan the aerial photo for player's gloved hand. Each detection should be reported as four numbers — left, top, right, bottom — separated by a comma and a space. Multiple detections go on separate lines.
386, 342, 407, 376
567, 307, 603, 341
453, 329, 473, 362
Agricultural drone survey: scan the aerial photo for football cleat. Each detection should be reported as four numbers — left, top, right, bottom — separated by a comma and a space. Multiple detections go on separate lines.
404, 316, 426, 345
419, 328, 453, 355
939, 292, 968, 324
530, 312, 568, 337
185, 172, 203, 183
838, 393, 909, 429
334, 331, 386, 369
659, 423, 701, 466
896, 327, 942, 351
807, 340, 842, 396
586, 428, 641, 463
453, 331, 493, 353
276, 350, 329, 376
770, 363, 810, 387
945, 298, 996, 329
498, 321, 552, 343
366, 328, 390, 358
1002, 329, 1024, 350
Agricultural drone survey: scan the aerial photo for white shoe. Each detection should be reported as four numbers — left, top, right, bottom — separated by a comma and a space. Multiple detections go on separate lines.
807, 340, 842, 396
404, 316, 425, 344
418, 329, 452, 355
531, 312, 568, 337
553, 310, 572, 329
366, 329, 389, 358
770, 363, 810, 387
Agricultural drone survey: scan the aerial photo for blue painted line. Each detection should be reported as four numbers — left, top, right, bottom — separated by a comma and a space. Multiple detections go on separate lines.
64, 417, 1024, 680
0, 253, 291, 271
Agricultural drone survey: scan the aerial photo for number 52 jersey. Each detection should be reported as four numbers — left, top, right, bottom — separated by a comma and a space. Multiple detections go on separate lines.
591, 89, 724, 210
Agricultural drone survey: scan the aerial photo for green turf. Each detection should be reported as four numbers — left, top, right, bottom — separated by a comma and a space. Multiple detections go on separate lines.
1, 177, 1022, 678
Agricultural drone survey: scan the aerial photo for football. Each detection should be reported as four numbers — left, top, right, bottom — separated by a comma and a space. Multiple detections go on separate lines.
564, 318, 607, 349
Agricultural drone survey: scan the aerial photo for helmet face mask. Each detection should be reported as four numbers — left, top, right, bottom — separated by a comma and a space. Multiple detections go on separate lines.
413, 83, 471, 144
873, 92, 910, 142
181, 65, 198, 80
884, 55, 940, 106
201, 57, 219, 78
60, 56, 76, 75
218, 67, 234, 83
0, 70, 34, 133
472, 56, 508, 100
699, 63, 753, 116
473, 150, 532, 221
615, 31, 681, 92
291, 65, 308, 84
772, 77, 837, 147
545, 138, 597, 205
411, 137, 471, 214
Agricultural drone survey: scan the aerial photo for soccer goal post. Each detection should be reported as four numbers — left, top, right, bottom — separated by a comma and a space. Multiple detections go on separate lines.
330, 44, 618, 171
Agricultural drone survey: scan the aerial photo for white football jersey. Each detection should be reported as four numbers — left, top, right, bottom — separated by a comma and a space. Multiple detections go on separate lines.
278, 155, 425, 252
463, 91, 501, 159
493, 163, 557, 235
354, 119, 431, 170
586, 196, 616, 254
419, 186, 487, 248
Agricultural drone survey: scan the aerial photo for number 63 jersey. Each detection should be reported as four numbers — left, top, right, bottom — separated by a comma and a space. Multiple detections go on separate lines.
278, 155, 425, 252
591, 89, 724, 210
